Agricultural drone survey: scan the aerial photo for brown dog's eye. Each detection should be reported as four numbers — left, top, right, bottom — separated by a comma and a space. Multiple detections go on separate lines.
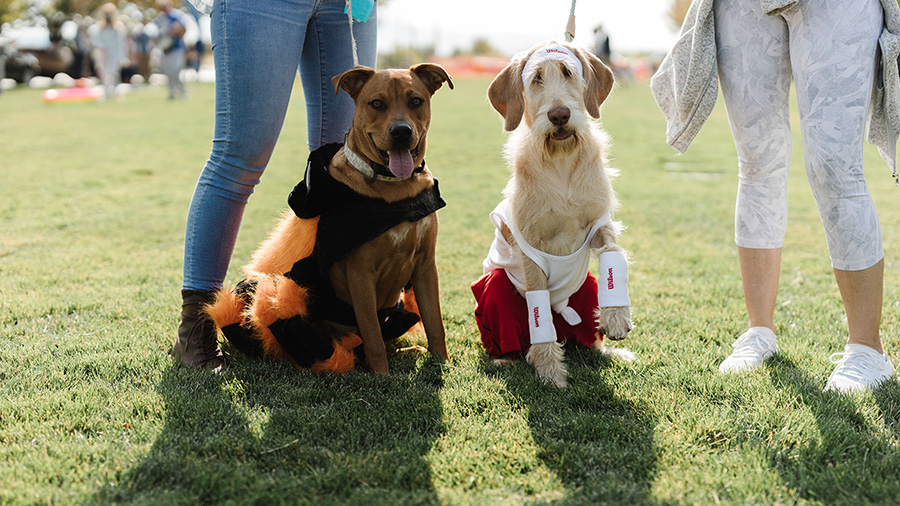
409, 97, 424, 109
370, 99, 385, 111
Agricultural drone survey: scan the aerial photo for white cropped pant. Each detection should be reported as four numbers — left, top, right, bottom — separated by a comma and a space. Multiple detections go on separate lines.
715, 0, 884, 271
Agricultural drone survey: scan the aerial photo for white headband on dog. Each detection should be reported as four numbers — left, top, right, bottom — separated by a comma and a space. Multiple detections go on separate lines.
522, 45, 583, 85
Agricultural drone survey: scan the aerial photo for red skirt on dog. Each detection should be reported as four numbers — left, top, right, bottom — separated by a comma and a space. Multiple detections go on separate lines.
472, 268, 602, 357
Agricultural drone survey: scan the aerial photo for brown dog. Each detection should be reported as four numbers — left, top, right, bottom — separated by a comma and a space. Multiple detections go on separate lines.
207, 64, 453, 374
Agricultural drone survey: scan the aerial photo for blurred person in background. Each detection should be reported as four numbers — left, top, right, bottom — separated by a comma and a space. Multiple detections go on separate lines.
593, 24, 611, 65
92, 3, 128, 98
154, 0, 192, 99
131, 17, 154, 82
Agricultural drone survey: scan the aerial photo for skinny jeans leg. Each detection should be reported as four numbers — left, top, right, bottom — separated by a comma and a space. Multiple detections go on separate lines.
182, 0, 376, 291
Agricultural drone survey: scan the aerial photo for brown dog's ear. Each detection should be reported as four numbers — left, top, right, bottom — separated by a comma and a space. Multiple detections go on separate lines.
488, 57, 525, 131
575, 47, 614, 118
411, 63, 454, 94
332, 65, 376, 99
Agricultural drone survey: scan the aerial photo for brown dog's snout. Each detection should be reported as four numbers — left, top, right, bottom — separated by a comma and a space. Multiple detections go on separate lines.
548, 106, 570, 127
389, 123, 414, 147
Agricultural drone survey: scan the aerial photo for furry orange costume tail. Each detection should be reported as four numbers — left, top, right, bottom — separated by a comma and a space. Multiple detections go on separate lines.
204, 181, 424, 374
204, 212, 365, 373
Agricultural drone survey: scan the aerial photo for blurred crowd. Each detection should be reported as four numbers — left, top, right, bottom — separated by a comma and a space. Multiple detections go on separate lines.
0, 1, 209, 97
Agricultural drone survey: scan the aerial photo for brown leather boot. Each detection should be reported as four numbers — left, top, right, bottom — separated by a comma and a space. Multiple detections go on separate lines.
172, 289, 225, 371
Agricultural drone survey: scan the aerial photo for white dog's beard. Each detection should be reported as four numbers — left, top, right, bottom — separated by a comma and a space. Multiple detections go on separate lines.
541, 128, 579, 155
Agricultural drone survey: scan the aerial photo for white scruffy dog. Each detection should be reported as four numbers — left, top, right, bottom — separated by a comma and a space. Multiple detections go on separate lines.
485, 41, 634, 388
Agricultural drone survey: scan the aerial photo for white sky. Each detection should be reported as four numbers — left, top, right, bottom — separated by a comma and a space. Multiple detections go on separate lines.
377, 0, 679, 57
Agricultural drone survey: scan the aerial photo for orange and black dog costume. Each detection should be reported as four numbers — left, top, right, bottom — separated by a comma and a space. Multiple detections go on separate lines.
205, 143, 446, 373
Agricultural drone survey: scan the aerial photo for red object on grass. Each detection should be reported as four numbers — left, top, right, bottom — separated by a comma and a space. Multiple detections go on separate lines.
472, 268, 602, 357
41, 86, 103, 103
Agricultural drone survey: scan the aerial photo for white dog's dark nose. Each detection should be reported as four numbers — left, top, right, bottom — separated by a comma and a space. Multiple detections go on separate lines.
548, 106, 570, 127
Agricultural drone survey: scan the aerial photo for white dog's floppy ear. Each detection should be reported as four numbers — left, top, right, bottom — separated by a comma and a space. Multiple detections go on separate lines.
411, 63, 454, 95
488, 58, 525, 131
332, 65, 376, 99
575, 47, 614, 118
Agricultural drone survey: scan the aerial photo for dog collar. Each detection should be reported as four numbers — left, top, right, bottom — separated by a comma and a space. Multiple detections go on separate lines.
344, 145, 425, 182
522, 45, 583, 85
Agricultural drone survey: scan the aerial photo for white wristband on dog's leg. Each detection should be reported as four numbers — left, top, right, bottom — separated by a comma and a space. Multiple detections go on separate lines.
598, 251, 630, 307
526, 290, 557, 344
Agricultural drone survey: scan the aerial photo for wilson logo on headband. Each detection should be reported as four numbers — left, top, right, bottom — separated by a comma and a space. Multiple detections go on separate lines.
522, 45, 584, 85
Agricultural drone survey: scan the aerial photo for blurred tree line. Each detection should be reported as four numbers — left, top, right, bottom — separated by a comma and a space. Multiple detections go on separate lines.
55, 0, 160, 14
1, 0, 169, 25
665, 0, 900, 30
0, 0, 28, 25
379, 37, 500, 69
379, 45, 435, 69
666, 0, 690, 30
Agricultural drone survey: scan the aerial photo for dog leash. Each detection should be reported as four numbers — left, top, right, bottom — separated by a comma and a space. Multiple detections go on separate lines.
345, 0, 359, 66
565, 0, 577, 42
344, 0, 375, 67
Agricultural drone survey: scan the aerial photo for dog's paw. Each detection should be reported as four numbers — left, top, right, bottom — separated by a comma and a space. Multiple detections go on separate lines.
596, 306, 633, 341
592, 339, 637, 362
397, 345, 429, 354
526, 341, 568, 388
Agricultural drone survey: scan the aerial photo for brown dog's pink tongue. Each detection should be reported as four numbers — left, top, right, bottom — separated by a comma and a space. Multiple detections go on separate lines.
388, 149, 415, 179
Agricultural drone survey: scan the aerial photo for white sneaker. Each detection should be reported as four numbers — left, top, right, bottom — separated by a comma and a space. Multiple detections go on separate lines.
719, 327, 778, 374
824, 344, 894, 394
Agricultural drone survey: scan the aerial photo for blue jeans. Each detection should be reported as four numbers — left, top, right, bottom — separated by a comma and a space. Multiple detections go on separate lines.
183, 0, 377, 291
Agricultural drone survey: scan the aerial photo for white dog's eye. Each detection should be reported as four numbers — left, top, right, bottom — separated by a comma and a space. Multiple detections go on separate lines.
560, 64, 572, 78
532, 70, 543, 86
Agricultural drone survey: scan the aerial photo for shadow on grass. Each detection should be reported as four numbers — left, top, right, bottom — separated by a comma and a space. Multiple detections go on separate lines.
482, 345, 658, 504
766, 356, 900, 504
95, 351, 446, 505
873, 379, 900, 438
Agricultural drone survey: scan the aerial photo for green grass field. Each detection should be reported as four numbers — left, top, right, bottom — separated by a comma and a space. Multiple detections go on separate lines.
2, 77, 900, 505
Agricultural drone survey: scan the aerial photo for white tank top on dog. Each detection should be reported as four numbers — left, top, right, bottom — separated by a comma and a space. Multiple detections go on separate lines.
483, 198, 611, 325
